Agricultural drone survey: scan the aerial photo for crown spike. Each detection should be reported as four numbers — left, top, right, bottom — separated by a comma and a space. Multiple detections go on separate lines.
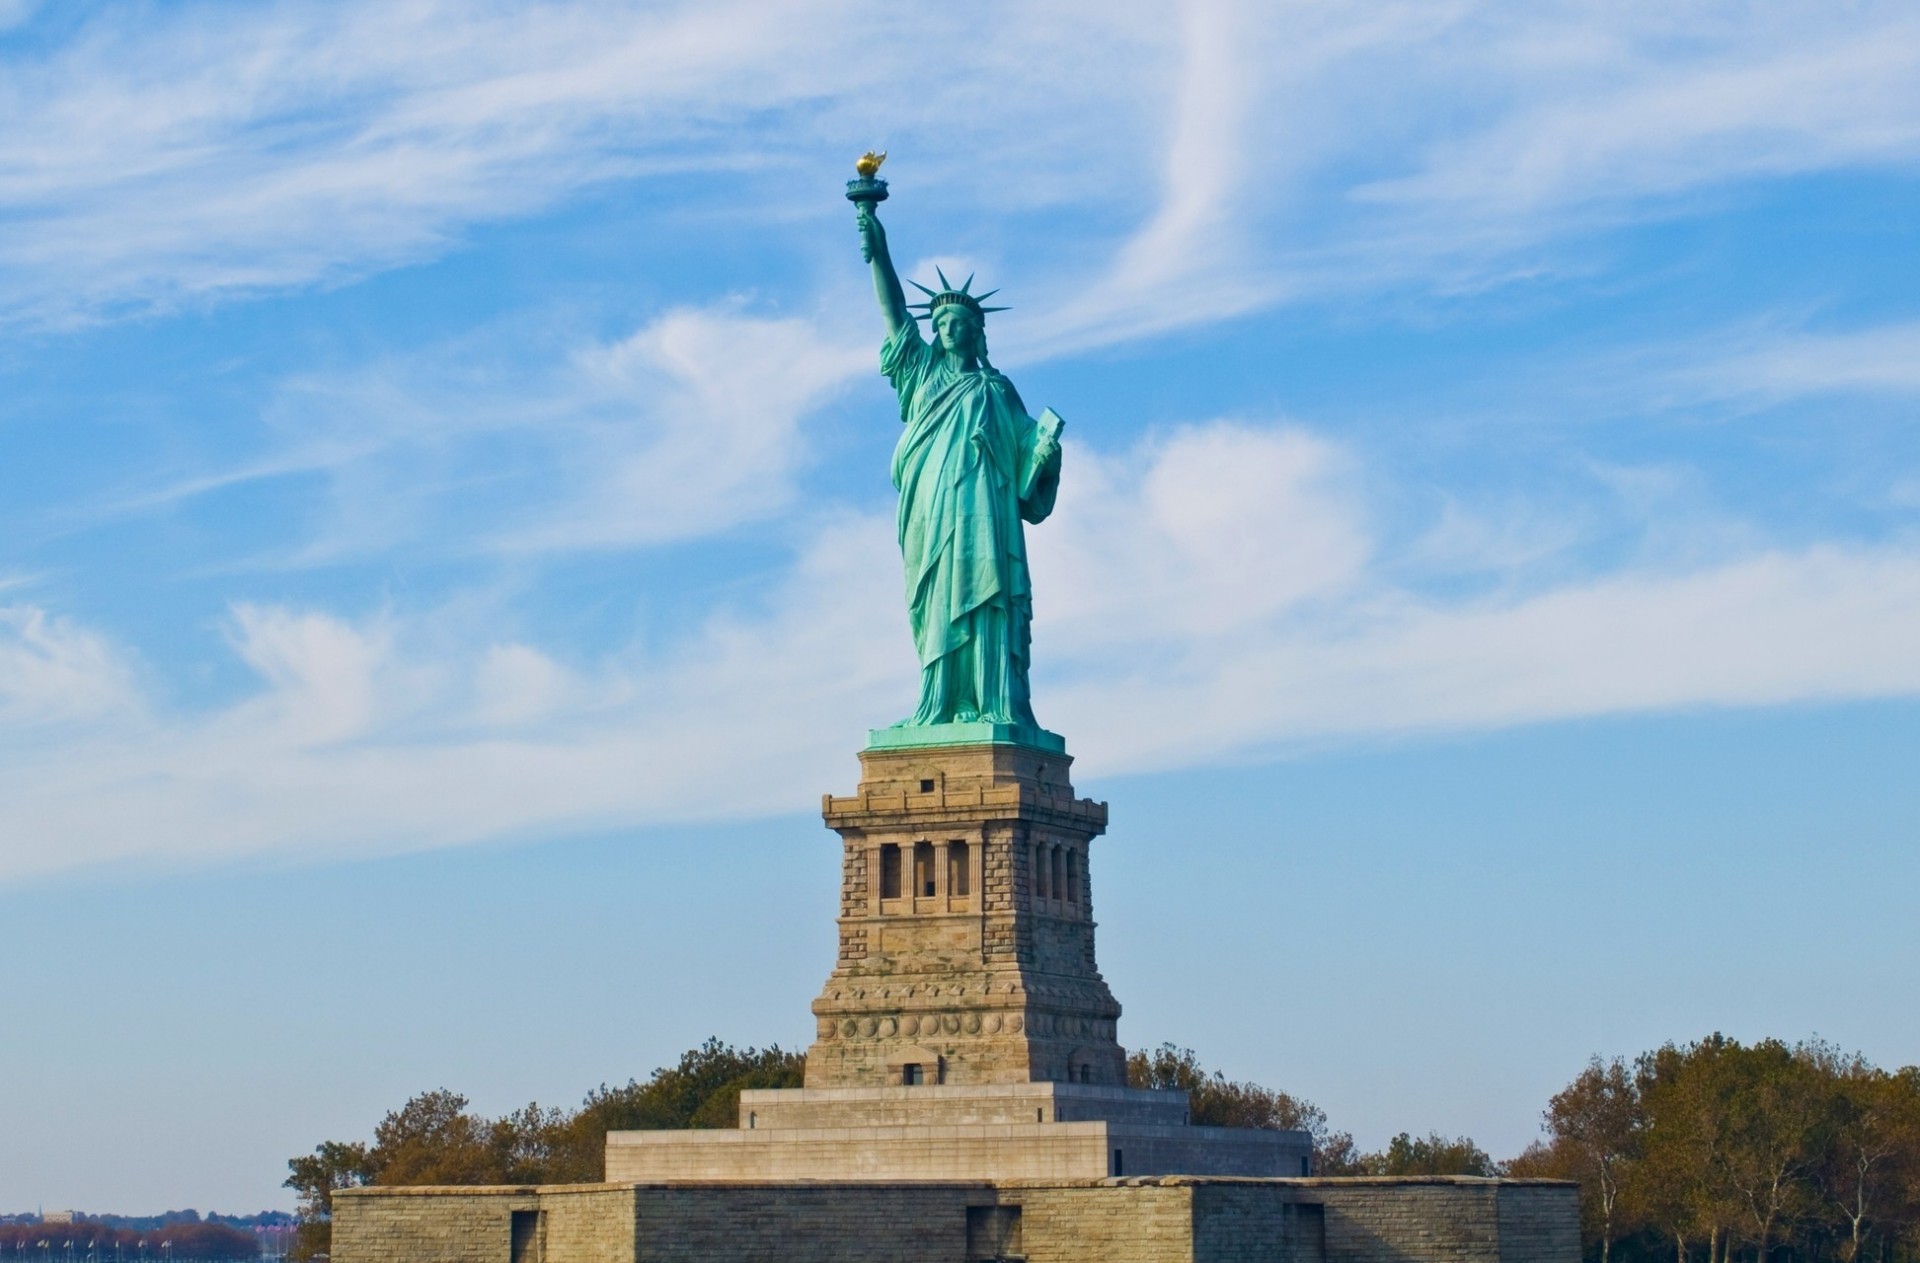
978, 305, 1010, 314
961, 273, 975, 294
908, 279, 939, 298
974, 289, 999, 302
935, 265, 953, 290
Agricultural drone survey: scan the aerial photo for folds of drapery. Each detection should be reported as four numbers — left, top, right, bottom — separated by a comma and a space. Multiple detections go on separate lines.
881, 327, 1059, 708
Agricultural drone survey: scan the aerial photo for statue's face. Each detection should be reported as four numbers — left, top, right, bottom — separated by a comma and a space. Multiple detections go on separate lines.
935, 308, 982, 358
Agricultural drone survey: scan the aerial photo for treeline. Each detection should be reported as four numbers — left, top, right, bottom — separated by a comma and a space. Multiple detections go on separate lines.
1510, 1036, 1920, 1263
286, 1032, 1920, 1263
285, 1040, 801, 1260
0, 1223, 257, 1260
1127, 1043, 1498, 1176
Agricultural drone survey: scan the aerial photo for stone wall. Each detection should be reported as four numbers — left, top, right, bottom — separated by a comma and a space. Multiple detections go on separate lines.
736, 1082, 1190, 1130
336, 1176, 1579, 1263
632, 1184, 977, 1263
1192, 1184, 1325, 1263
604, 1120, 1306, 1183
334, 1185, 636, 1263
1302, 1178, 1580, 1263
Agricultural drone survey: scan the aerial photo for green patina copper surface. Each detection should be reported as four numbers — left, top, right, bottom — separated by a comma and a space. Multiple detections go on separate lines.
853, 163, 1066, 752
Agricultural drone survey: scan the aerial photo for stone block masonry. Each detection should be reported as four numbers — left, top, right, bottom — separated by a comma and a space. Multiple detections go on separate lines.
334, 1176, 1578, 1263
808, 743, 1125, 1089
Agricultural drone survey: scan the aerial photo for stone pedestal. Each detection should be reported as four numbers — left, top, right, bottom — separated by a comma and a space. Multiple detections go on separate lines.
333, 732, 1580, 1263
599, 738, 1310, 1185
804, 741, 1124, 1089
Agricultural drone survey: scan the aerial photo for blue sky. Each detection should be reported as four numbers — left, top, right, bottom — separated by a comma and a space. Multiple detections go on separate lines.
2, 0, 1918, 1215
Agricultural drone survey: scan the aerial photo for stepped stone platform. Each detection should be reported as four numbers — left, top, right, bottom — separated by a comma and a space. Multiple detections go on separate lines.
605, 1083, 1310, 1182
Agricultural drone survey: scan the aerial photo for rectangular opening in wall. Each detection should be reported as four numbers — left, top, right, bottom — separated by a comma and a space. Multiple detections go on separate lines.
1051, 847, 1066, 902
509, 1210, 542, 1263
965, 1206, 1022, 1261
914, 841, 936, 897
1111, 1148, 1124, 1177
1034, 842, 1049, 899
880, 844, 902, 900
949, 840, 970, 897
902, 1063, 924, 1085
1295, 1203, 1327, 1263
1065, 849, 1080, 903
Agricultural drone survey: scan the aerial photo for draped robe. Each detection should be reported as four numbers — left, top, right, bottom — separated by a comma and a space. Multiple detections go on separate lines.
881, 322, 1061, 727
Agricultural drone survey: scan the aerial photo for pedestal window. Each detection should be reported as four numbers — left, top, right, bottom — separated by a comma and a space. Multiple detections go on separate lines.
914, 841, 937, 897
879, 844, 902, 900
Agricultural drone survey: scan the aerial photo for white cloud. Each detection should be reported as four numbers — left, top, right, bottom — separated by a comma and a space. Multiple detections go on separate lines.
0, 606, 139, 727
96, 303, 871, 566
5, 422, 1917, 884
1051, 543, 1920, 770
0, 511, 910, 882
6, 1, 1916, 349
1680, 321, 1920, 402
1357, 8, 1920, 217
0, 0, 1159, 326
1035, 423, 1370, 647
519, 306, 871, 551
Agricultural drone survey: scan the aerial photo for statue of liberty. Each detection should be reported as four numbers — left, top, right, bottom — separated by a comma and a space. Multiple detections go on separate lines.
849, 156, 1065, 748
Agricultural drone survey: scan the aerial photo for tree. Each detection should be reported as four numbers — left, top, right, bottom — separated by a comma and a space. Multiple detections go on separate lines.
285, 1038, 807, 1254
1545, 1058, 1641, 1263
1635, 1037, 1743, 1263
1126, 1043, 1356, 1174
369, 1089, 498, 1186
545, 1039, 805, 1181
1716, 1040, 1824, 1263
1367, 1132, 1501, 1177
1807, 1053, 1920, 1263
284, 1139, 374, 1262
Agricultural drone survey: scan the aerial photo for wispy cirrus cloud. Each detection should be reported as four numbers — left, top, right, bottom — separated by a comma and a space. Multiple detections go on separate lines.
0, 606, 140, 727
6, 1, 1918, 351
6, 418, 1918, 884
0, 0, 1158, 326
1676, 320, 1920, 403
71, 302, 871, 567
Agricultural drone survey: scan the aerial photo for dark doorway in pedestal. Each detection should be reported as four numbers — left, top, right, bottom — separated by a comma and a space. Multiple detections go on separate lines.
965, 1205, 1022, 1261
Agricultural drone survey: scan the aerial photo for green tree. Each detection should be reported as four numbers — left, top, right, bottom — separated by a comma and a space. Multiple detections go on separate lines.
286, 1037, 807, 1244
1126, 1043, 1356, 1174
1366, 1131, 1501, 1177
545, 1040, 805, 1181
284, 1139, 375, 1262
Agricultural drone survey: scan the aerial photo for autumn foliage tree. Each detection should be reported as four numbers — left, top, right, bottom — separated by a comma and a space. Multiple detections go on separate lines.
284, 1040, 803, 1260
1520, 1036, 1920, 1263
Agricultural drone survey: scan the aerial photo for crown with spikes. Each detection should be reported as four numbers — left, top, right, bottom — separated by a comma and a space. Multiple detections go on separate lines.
907, 267, 1009, 323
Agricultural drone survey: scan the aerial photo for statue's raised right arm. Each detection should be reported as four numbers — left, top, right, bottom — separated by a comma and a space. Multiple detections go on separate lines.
858, 205, 911, 340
